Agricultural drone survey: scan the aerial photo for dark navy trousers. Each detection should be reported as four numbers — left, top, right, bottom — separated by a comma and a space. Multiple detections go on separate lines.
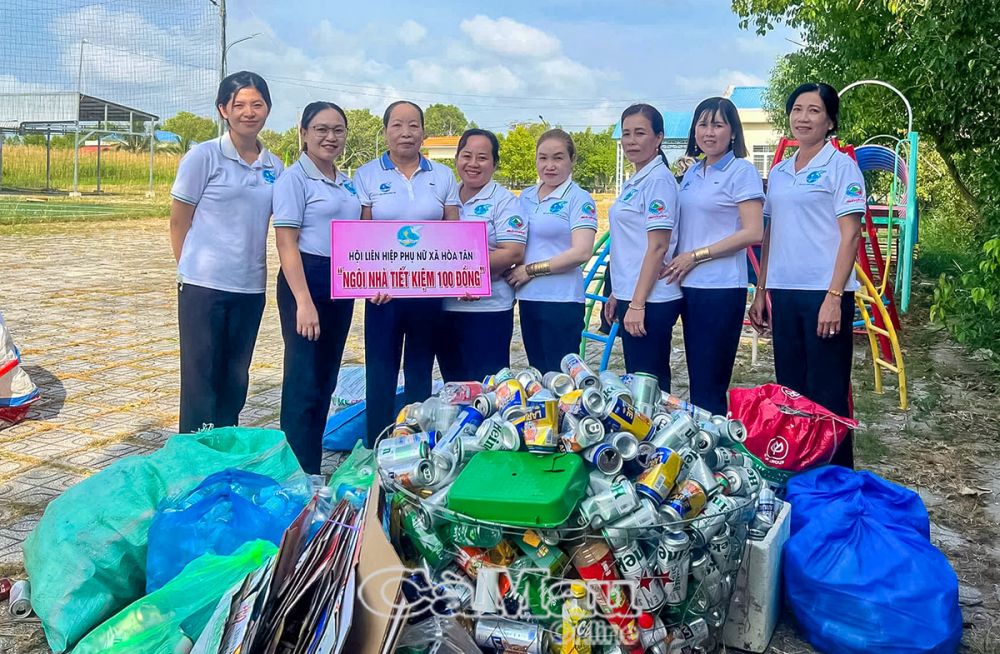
615, 299, 682, 392
364, 298, 442, 446
437, 309, 515, 382
177, 283, 265, 434
277, 253, 354, 474
680, 287, 747, 416
769, 289, 855, 468
518, 300, 584, 374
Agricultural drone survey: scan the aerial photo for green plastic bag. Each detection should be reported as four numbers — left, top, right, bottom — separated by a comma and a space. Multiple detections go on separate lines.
24, 427, 305, 652
328, 441, 376, 491
72, 539, 277, 654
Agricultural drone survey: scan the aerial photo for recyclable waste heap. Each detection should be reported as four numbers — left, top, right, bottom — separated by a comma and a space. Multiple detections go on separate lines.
376, 354, 785, 654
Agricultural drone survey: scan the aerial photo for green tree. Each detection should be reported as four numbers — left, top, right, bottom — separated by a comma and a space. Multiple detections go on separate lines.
341, 109, 383, 172
259, 127, 299, 164
424, 104, 469, 137
162, 112, 218, 151
497, 123, 539, 188
572, 127, 617, 193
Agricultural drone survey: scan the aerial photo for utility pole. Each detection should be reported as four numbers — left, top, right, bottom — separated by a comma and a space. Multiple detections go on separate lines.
211, 0, 227, 135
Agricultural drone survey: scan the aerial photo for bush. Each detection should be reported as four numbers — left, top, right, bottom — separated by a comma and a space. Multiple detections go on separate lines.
931, 236, 1000, 354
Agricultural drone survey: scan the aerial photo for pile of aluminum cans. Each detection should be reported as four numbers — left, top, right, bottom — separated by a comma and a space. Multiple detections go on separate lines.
378, 354, 784, 654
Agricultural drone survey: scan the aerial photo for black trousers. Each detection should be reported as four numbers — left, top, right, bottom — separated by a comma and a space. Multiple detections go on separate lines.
277, 254, 354, 474
681, 287, 747, 416
364, 298, 442, 446
770, 289, 855, 468
177, 282, 265, 434
437, 309, 515, 382
518, 300, 585, 374
615, 299, 682, 392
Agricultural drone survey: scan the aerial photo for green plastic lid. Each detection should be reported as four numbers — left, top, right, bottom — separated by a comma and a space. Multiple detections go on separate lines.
446, 451, 589, 527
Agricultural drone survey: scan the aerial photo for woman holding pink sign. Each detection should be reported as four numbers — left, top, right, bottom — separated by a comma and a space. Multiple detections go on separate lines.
272, 101, 360, 474
353, 100, 461, 447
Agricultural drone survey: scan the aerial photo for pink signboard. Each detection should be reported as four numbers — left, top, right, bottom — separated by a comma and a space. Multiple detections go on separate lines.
330, 221, 492, 299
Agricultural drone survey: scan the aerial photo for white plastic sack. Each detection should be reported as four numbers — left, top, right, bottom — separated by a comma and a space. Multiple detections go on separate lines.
0, 311, 39, 422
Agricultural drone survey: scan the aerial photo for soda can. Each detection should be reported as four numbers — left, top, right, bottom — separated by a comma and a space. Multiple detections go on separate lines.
560, 353, 600, 389
608, 431, 639, 461
561, 415, 605, 452
474, 616, 547, 654
649, 412, 699, 451
711, 415, 747, 443
660, 479, 708, 525
472, 393, 496, 417
708, 525, 732, 573
474, 415, 521, 451
581, 443, 623, 475
543, 371, 576, 396
385, 458, 435, 491
434, 405, 484, 455
635, 448, 683, 505
523, 422, 558, 453
757, 486, 777, 522
692, 428, 719, 454
494, 379, 527, 415
661, 392, 713, 423
630, 372, 660, 409
600, 395, 655, 441
722, 465, 762, 498
579, 478, 640, 528
613, 542, 666, 611
653, 530, 690, 606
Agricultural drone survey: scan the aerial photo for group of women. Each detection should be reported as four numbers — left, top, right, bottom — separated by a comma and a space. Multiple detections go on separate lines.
170, 71, 864, 474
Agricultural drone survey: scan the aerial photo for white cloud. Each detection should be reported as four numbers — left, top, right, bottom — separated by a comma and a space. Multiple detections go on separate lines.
397, 20, 427, 46
673, 69, 766, 97
459, 15, 561, 58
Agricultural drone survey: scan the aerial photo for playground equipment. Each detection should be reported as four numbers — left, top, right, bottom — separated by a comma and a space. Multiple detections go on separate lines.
580, 232, 619, 371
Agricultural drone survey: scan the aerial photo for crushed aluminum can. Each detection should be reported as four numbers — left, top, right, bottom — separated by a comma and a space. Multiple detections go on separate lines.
523, 421, 559, 453
558, 389, 586, 420
561, 415, 605, 452
634, 440, 659, 468
494, 379, 527, 415
654, 530, 690, 606
659, 479, 708, 525
635, 447, 683, 505
650, 411, 699, 451
599, 395, 655, 441
473, 415, 521, 451
582, 443, 623, 475
560, 353, 600, 389
601, 497, 659, 550
579, 478, 640, 528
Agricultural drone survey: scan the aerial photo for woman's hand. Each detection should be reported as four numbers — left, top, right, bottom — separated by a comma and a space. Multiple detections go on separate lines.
661, 251, 698, 284
369, 292, 393, 305
748, 291, 769, 333
503, 264, 532, 290
623, 305, 647, 337
297, 300, 321, 341
817, 294, 842, 338
458, 293, 481, 302
603, 296, 618, 325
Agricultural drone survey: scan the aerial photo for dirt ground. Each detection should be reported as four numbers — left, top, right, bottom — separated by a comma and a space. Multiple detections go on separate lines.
1, 217, 998, 653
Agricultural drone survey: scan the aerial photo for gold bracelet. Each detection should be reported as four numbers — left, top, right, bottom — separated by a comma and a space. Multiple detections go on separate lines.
827, 289, 844, 297
628, 303, 646, 311
693, 247, 712, 263
527, 261, 551, 277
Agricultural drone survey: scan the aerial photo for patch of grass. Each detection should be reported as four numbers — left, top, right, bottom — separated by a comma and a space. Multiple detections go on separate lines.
854, 428, 890, 463
1, 144, 180, 192
0, 195, 169, 227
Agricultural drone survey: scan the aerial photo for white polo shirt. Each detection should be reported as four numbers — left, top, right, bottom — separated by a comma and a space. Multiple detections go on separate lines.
272, 154, 362, 257
444, 181, 528, 313
677, 151, 765, 289
352, 153, 460, 221
516, 178, 598, 303
608, 158, 682, 303
171, 132, 283, 294
763, 141, 866, 291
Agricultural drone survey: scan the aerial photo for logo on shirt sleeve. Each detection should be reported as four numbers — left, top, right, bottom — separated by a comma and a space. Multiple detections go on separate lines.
805, 170, 826, 184
648, 199, 666, 215
344, 181, 357, 195
379, 182, 392, 193
582, 202, 596, 216
262, 169, 276, 184
549, 200, 568, 213
845, 183, 863, 198
508, 215, 525, 229
474, 203, 492, 216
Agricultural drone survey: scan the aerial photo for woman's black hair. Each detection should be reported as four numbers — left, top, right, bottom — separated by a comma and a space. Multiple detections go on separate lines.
537, 128, 576, 160
215, 71, 272, 118
621, 103, 669, 167
456, 128, 501, 165
785, 83, 840, 136
684, 97, 748, 159
383, 100, 424, 129
299, 101, 348, 152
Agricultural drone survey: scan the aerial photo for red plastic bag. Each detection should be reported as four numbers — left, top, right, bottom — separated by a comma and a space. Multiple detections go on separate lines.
729, 384, 857, 472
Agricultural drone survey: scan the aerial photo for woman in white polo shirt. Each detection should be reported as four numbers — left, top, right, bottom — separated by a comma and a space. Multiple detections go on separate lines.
749, 83, 865, 467
272, 101, 360, 474
170, 71, 282, 434
663, 97, 764, 414
505, 129, 598, 374
602, 104, 682, 391
438, 129, 527, 381
352, 101, 460, 446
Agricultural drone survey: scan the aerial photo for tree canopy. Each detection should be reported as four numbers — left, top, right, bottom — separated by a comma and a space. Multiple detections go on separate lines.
162, 112, 218, 151
424, 104, 470, 137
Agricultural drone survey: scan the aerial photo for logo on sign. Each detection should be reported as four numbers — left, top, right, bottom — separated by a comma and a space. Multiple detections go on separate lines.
344, 181, 357, 195
549, 200, 568, 213
845, 182, 863, 197
805, 170, 825, 184
396, 225, 422, 247
262, 169, 276, 184
508, 215, 525, 229
474, 203, 491, 216
648, 199, 666, 215
379, 182, 392, 193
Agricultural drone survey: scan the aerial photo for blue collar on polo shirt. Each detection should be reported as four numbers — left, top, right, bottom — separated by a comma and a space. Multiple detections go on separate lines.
380, 151, 433, 172
626, 157, 666, 187
297, 154, 347, 186
218, 131, 275, 168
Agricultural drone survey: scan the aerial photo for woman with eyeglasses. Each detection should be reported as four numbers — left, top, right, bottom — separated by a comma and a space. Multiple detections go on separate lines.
272, 101, 360, 474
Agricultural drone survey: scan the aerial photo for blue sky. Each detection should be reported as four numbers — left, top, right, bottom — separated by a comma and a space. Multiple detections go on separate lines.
226, 0, 800, 130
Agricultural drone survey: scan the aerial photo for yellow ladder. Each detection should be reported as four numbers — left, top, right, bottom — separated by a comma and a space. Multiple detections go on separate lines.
854, 263, 908, 409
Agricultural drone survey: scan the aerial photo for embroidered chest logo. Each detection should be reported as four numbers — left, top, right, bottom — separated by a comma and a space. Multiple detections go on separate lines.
474, 203, 492, 216
379, 182, 392, 193
805, 170, 826, 184
549, 200, 568, 213
344, 181, 357, 196
262, 169, 276, 184
621, 189, 638, 202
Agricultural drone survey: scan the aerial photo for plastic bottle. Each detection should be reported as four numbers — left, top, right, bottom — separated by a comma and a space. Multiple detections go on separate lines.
439, 381, 485, 405
561, 581, 592, 654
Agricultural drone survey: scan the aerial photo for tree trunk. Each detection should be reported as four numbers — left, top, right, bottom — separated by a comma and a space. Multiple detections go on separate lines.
932, 135, 982, 219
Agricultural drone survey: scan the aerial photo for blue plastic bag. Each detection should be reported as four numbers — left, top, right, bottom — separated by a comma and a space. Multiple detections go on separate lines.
146, 469, 309, 592
784, 466, 962, 654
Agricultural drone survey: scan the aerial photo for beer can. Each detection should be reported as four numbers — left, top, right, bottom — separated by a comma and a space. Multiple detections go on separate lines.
523, 422, 558, 453
690, 494, 737, 548
581, 443, 623, 475
433, 405, 484, 455
515, 529, 569, 576
660, 479, 708, 524
474, 415, 521, 451
455, 546, 490, 579
516, 366, 543, 385
579, 478, 640, 528
707, 525, 732, 573
692, 428, 719, 453
689, 551, 724, 606
712, 415, 747, 443
494, 367, 516, 384
474, 616, 547, 654
676, 617, 710, 649
400, 503, 450, 571
524, 396, 560, 428
385, 458, 435, 491
608, 431, 639, 461
587, 469, 626, 494
654, 530, 690, 606
472, 393, 496, 417
613, 542, 666, 611
558, 389, 586, 420
376, 434, 431, 469
502, 405, 531, 433
634, 440, 660, 469
602, 497, 660, 549
580, 387, 608, 418
543, 371, 576, 396
522, 379, 545, 397
599, 370, 634, 401
650, 411, 699, 451
391, 421, 419, 438
560, 353, 600, 389
722, 465, 762, 498
712, 446, 745, 470
661, 392, 713, 423
494, 379, 527, 415
630, 372, 661, 409
635, 448, 683, 505
757, 486, 777, 522
600, 395, 655, 441
650, 412, 672, 431
561, 415, 605, 452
